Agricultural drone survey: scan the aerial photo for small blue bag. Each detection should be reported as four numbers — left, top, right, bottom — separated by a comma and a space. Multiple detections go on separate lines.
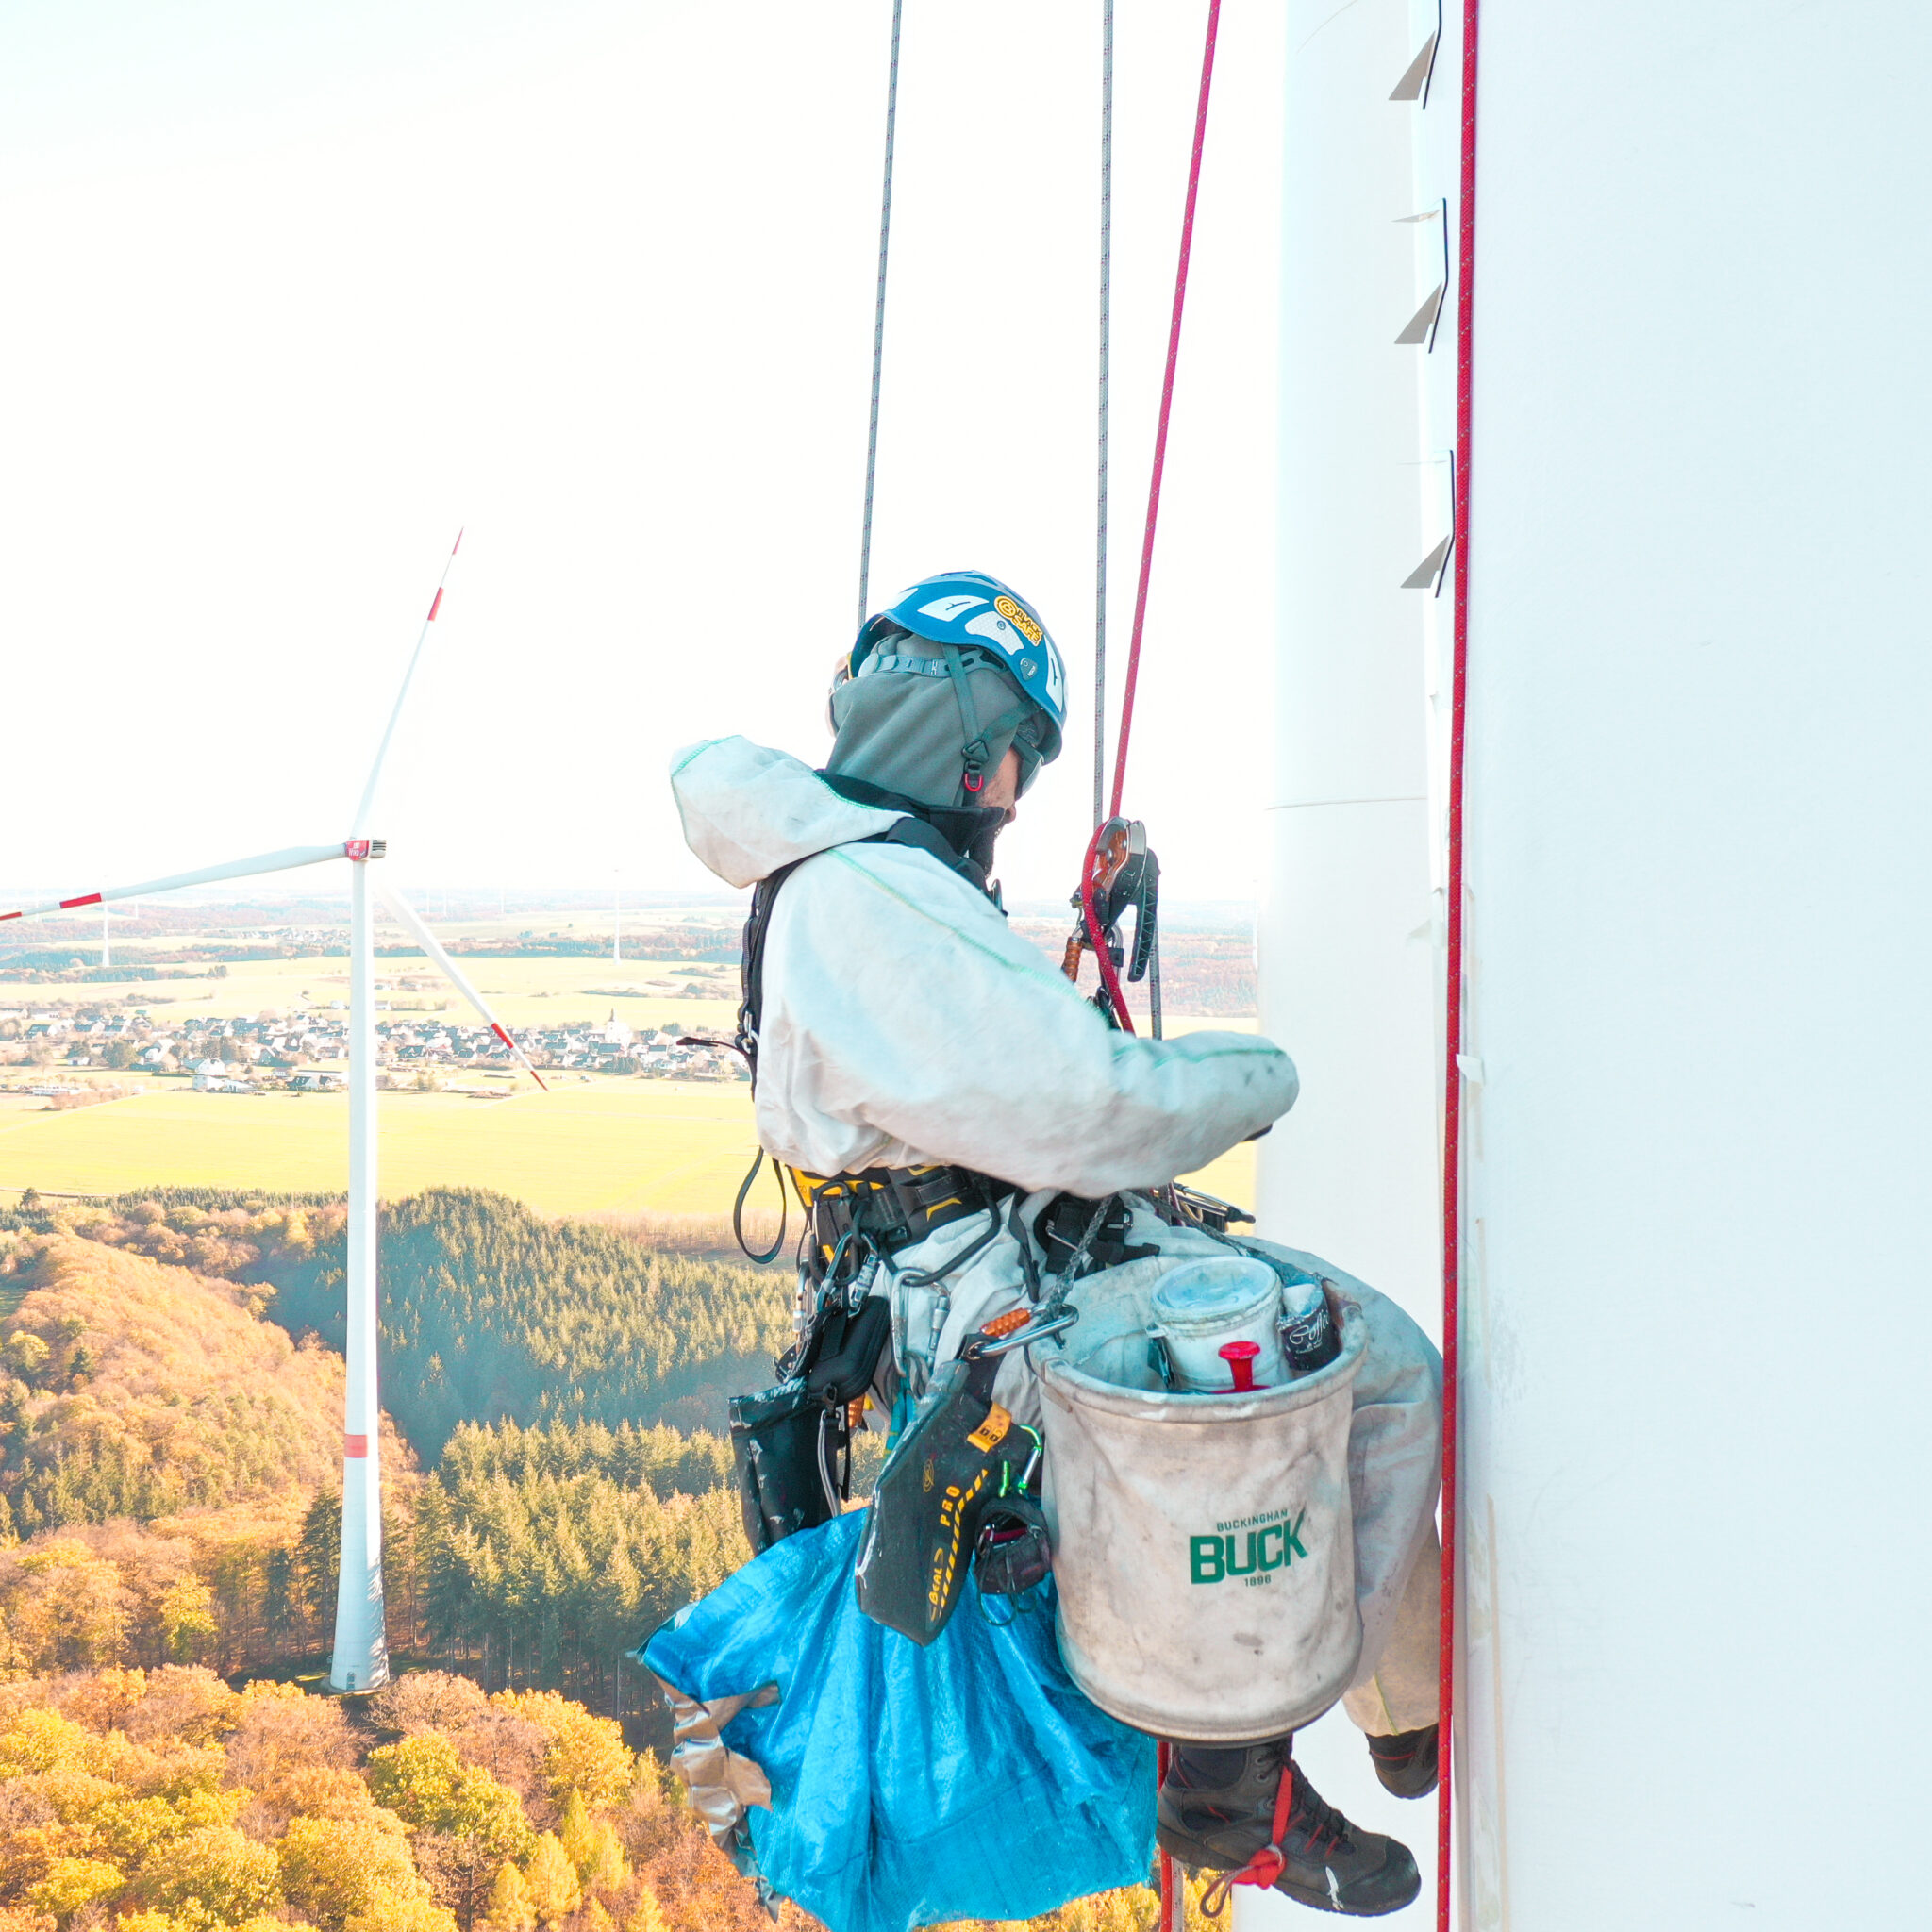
641, 1510, 1156, 1932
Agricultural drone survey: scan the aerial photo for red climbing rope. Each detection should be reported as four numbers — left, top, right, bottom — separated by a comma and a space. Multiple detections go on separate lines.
1081, 0, 1222, 1041
1440, 5, 1482, 1931
1109, 0, 1220, 824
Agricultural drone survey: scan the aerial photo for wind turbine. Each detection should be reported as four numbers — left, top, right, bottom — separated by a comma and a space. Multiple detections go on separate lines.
0, 531, 545, 1692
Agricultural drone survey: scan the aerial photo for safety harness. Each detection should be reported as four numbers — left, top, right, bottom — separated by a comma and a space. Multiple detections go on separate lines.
723, 782, 1034, 1557
712, 774, 1008, 1267
734, 773, 1006, 1094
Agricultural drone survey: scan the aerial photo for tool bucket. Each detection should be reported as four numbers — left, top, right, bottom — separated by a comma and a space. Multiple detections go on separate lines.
1037, 1284, 1366, 1741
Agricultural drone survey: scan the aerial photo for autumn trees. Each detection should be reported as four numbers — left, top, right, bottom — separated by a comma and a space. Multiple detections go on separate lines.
0, 1666, 735, 1932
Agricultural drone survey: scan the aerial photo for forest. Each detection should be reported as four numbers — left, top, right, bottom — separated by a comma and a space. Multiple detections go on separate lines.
53, 1189, 793, 1454
0, 1196, 777, 1712
0, 1191, 1177, 1930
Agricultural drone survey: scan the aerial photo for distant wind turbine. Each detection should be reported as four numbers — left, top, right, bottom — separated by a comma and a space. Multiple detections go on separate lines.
0, 529, 545, 1693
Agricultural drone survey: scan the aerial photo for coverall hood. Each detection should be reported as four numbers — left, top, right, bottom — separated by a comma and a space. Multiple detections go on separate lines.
670, 737, 906, 891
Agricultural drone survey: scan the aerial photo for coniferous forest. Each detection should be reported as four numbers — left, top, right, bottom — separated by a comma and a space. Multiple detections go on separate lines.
0, 1190, 1173, 1932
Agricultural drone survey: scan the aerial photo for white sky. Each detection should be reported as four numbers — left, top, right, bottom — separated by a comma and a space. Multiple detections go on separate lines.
1, 0, 1286, 908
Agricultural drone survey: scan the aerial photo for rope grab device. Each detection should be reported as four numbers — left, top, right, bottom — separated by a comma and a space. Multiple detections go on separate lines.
1058, 0, 1220, 1057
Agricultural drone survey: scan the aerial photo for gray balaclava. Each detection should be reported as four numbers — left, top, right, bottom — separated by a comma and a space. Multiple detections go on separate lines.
824, 625, 1050, 812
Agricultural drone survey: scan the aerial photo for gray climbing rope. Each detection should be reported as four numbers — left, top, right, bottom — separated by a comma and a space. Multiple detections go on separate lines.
858, 0, 905, 631
1094, 0, 1115, 828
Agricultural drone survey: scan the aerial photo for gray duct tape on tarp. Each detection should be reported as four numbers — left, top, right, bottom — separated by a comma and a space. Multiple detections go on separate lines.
641, 1611, 779, 1869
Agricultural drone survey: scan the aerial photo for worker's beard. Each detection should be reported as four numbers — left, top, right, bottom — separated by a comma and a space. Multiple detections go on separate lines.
923, 803, 1008, 878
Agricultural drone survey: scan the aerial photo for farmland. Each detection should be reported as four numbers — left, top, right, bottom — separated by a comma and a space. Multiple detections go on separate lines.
0, 1074, 1257, 1218
0, 945, 1259, 1214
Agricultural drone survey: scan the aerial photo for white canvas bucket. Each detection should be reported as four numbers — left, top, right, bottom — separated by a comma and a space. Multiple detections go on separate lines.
1037, 1284, 1366, 1741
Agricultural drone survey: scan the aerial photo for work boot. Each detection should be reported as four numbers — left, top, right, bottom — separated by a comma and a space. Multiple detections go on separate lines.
1158, 1738, 1420, 1917
1366, 1724, 1439, 1799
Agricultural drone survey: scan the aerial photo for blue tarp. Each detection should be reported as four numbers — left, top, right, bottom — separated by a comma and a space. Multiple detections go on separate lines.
642, 1510, 1157, 1932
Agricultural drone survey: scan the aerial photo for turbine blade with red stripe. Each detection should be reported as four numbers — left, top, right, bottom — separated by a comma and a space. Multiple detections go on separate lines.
350, 528, 465, 839
0, 843, 347, 924
373, 881, 548, 1091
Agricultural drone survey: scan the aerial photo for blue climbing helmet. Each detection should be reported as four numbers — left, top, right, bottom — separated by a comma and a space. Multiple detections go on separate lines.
850, 570, 1066, 794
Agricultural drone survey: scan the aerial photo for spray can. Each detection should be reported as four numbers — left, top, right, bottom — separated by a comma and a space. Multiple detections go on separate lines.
1279, 1274, 1339, 1374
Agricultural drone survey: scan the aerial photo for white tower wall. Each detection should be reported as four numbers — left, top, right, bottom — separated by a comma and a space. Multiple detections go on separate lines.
330, 855, 389, 1692
1452, 5, 1932, 1926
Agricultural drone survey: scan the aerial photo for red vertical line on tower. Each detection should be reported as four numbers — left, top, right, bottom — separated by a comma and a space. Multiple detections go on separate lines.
1440, 4, 1481, 1930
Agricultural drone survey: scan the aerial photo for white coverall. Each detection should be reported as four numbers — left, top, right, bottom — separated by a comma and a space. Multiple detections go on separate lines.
673, 735, 1441, 1734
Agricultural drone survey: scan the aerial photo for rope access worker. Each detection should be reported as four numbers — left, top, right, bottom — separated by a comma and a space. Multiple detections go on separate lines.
665, 571, 1443, 1921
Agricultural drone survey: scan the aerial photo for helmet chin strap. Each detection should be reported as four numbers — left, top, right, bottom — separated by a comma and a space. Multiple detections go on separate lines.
940, 643, 991, 798
941, 642, 1042, 806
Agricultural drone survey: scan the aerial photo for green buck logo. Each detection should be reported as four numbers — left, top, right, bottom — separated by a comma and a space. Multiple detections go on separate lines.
1191, 1507, 1308, 1585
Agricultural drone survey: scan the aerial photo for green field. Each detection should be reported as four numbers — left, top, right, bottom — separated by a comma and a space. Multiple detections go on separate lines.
0, 1072, 1257, 1218
0, 1081, 753, 1215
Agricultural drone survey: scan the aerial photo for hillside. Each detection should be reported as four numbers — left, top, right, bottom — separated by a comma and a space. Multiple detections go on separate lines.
0, 1237, 409, 1536
5, 1189, 794, 1459
256, 1190, 791, 1455
0, 1662, 793, 1932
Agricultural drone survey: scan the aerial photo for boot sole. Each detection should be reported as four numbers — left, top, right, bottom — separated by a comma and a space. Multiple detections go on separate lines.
1157, 1824, 1422, 1918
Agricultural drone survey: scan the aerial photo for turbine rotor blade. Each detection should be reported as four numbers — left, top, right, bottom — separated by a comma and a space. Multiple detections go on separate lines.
350, 527, 464, 839
0, 842, 349, 924
374, 881, 549, 1091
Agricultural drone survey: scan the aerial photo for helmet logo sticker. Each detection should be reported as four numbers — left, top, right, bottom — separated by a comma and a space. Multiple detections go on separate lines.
993, 594, 1043, 645
917, 594, 989, 622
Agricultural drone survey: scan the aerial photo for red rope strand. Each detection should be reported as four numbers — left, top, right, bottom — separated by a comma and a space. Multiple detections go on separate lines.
1135, 15, 1225, 1914
1082, 0, 1222, 1044
1440, 5, 1482, 1930
1108, 0, 1220, 824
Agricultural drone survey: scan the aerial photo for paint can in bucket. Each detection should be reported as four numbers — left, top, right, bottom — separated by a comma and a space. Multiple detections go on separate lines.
1150, 1257, 1288, 1391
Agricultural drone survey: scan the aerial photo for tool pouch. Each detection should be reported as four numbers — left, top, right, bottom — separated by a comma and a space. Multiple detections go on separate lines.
733, 1289, 895, 1555
855, 1346, 1041, 1644
801, 1295, 892, 1407
729, 1381, 839, 1556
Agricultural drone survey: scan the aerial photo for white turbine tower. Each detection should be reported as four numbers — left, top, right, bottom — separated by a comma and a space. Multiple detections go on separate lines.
0, 532, 546, 1693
